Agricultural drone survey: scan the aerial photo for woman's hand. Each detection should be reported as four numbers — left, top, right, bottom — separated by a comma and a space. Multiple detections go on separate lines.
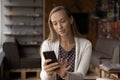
56, 58, 71, 78
43, 59, 60, 77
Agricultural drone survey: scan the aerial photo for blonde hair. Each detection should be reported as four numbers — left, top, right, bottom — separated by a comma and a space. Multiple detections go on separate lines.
47, 6, 81, 42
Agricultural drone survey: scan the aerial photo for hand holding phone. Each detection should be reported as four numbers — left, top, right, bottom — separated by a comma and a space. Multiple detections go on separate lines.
43, 51, 58, 64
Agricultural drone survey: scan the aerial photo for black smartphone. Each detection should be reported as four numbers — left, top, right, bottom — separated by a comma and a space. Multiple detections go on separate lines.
43, 51, 58, 64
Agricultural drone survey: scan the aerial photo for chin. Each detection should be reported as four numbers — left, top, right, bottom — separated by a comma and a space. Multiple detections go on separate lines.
58, 32, 68, 37
59, 34, 67, 37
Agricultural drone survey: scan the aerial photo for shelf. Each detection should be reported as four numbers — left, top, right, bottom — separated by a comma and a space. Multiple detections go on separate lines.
3, 0, 44, 50
19, 41, 42, 47
5, 14, 42, 17
5, 5, 43, 9
20, 44, 41, 47
4, 33, 43, 36
5, 24, 43, 27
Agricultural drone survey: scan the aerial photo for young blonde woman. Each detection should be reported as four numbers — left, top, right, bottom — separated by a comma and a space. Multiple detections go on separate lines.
40, 6, 92, 80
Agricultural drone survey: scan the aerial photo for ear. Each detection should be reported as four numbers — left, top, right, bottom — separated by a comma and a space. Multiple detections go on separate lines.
70, 16, 74, 24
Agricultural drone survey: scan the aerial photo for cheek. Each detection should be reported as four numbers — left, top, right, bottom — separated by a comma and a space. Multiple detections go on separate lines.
53, 26, 58, 33
53, 25, 56, 30
64, 22, 71, 30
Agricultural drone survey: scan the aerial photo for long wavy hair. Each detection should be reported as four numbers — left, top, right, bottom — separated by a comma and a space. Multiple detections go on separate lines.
47, 6, 81, 42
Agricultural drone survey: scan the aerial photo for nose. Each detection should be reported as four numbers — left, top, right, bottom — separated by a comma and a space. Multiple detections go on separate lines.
58, 23, 62, 29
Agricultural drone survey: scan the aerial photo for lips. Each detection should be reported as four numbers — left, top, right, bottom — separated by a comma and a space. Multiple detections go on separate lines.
59, 30, 65, 34
59, 30, 65, 33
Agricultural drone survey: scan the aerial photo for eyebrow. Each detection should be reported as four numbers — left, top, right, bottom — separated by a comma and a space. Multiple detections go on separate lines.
51, 17, 66, 22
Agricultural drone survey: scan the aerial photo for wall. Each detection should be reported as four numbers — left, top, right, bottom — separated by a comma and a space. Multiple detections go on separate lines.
45, 0, 98, 46
0, 0, 98, 46
1, 0, 44, 45
95, 0, 120, 40
0, 0, 1, 45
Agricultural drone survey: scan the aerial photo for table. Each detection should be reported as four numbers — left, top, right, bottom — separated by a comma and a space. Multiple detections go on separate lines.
96, 78, 110, 80
99, 64, 120, 79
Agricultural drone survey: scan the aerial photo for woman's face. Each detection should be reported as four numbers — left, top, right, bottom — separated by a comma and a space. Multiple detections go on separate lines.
50, 10, 73, 37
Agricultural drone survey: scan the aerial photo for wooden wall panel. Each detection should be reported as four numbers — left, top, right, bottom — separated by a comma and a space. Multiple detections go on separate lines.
45, 0, 97, 46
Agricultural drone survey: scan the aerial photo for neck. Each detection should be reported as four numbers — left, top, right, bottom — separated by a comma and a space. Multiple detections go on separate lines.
60, 35, 74, 45
60, 35, 75, 52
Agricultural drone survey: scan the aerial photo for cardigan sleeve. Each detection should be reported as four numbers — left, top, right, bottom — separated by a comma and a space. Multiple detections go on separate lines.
64, 39, 92, 80
40, 40, 56, 80
77, 40, 92, 77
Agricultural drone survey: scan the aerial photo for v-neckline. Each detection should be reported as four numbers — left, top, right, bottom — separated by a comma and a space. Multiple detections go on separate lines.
59, 45, 75, 53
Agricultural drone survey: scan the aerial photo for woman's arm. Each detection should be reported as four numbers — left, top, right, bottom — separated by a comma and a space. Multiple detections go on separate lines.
40, 41, 56, 80
63, 40, 92, 80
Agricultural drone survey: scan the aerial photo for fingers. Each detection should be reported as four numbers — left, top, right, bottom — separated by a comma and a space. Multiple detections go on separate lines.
64, 59, 68, 66
60, 58, 68, 66
56, 58, 71, 78
43, 59, 52, 66
65, 65, 71, 71
44, 62, 60, 72
43, 59, 60, 72
59, 58, 71, 70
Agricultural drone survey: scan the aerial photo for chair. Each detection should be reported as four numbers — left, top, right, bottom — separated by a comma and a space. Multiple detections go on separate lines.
99, 45, 120, 64
3, 42, 20, 69
3, 42, 41, 79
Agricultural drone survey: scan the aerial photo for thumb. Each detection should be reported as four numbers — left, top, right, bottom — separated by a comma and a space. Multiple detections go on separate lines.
65, 65, 71, 71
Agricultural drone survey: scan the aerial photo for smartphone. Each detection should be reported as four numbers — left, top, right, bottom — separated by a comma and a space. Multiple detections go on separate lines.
43, 51, 58, 64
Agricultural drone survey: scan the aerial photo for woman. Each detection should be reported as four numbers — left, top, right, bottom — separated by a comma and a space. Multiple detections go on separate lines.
40, 6, 92, 80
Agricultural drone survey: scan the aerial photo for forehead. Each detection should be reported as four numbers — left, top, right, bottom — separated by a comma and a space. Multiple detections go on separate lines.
50, 10, 68, 21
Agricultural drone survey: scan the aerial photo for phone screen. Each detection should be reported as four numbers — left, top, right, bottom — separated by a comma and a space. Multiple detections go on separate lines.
43, 51, 58, 64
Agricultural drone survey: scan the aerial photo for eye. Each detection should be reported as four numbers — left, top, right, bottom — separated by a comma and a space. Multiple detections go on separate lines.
52, 22, 57, 26
61, 19, 66, 23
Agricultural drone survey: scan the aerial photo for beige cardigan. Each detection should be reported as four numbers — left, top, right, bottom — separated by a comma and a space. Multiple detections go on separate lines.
40, 37, 92, 80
